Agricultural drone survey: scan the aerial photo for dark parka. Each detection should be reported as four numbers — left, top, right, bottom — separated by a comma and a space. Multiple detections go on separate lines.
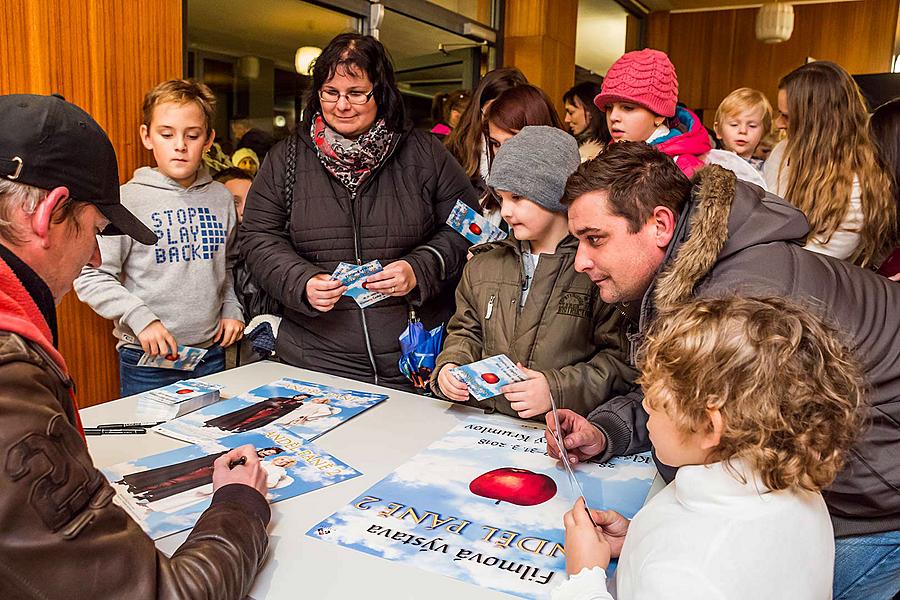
588, 165, 900, 538
431, 236, 637, 419
239, 122, 478, 389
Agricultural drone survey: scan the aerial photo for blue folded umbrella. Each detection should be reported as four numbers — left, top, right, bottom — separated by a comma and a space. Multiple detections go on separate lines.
398, 317, 444, 392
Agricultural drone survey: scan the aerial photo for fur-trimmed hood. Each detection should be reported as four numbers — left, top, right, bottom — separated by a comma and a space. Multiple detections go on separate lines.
651, 164, 809, 314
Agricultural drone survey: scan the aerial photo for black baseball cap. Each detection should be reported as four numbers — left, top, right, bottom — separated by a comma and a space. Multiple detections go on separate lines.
0, 94, 157, 245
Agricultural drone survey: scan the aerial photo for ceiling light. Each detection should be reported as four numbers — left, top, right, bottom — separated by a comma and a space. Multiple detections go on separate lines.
295, 46, 322, 76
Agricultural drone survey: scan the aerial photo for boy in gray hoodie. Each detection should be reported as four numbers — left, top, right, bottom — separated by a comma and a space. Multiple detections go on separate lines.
75, 80, 244, 396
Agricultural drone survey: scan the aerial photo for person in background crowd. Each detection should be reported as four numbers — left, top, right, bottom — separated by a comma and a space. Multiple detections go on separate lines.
764, 61, 897, 267
869, 98, 900, 279
231, 147, 260, 177
478, 84, 566, 225
713, 87, 772, 171
0, 93, 269, 600
433, 127, 634, 420
239, 33, 477, 391
75, 79, 244, 396
753, 130, 780, 163
235, 127, 275, 163
445, 67, 528, 195
554, 296, 864, 600
429, 89, 470, 139
213, 167, 253, 223
594, 49, 711, 177
545, 142, 900, 600
563, 81, 611, 162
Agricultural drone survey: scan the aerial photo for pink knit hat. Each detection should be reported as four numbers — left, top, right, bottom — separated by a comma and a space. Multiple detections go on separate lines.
593, 49, 679, 117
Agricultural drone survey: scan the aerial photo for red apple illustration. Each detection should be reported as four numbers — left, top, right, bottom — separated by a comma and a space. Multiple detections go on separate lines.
165, 353, 179, 361
176, 389, 193, 394
469, 468, 557, 506
481, 372, 500, 384
469, 223, 482, 236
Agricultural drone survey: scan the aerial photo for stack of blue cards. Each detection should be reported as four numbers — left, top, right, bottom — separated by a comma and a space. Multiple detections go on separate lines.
446, 199, 507, 245
331, 260, 390, 308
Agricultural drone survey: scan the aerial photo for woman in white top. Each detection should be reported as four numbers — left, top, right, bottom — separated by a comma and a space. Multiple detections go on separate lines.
764, 61, 896, 267
554, 296, 864, 600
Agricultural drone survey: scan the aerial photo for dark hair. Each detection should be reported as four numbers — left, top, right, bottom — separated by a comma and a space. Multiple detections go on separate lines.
213, 167, 253, 184
483, 84, 564, 165
563, 141, 691, 232
446, 67, 528, 177
305, 33, 406, 132
563, 81, 611, 144
870, 98, 900, 212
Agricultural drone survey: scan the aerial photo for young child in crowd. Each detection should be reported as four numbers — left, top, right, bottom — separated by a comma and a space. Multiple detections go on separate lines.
713, 87, 773, 171
75, 79, 244, 396
431, 126, 635, 420
213, 166, 253, 223
231, 147, 260, 176
594, 49, 711, 177
553, 296, 863, 600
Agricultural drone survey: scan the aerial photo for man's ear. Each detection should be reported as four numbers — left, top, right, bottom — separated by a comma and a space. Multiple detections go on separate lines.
651, 205, 677, 249
700, 407, 724, 451
32, 187, 70, 247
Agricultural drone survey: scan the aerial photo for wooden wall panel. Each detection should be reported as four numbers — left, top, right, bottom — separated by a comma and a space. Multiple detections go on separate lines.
646, 0, 898, 126
503, 0, 578, 116
1, 0, 182, 407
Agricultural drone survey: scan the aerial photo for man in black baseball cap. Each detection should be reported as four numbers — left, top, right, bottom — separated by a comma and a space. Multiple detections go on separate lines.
0, 94, 271, 598
0, 93, 158, 245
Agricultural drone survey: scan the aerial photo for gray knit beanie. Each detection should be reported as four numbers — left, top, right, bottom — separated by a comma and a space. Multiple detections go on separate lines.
487, 125, 581, 213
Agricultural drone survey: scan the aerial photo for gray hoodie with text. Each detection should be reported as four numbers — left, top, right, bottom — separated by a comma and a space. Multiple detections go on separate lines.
75, 167, 242, 348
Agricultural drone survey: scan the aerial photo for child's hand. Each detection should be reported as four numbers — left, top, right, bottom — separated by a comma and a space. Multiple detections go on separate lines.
563, 497, 612, 575
590, 508, 630, 559
501, 363, 551, 419
306, 274, 346, 312
437, 364, 469, 402
216, 318, 245, 347
138, 320, 177, 356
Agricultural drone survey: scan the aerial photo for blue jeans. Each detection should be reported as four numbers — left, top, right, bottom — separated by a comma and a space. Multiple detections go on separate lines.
119, 344, 226, 397
834, 529, 900, 600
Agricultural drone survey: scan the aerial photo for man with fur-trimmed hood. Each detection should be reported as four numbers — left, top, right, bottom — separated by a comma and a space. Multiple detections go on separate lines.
546, 141, 900, 599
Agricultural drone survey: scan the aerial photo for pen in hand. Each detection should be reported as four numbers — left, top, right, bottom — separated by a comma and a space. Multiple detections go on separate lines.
84, 427, 147, 435
228, 456, 247, 469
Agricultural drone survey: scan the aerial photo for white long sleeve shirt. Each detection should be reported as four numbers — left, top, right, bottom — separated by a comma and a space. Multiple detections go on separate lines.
763, 140, 863, 261
552, 459, 835, 600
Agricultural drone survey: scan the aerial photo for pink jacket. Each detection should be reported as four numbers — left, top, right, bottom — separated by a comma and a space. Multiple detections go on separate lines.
651, 106, 711, 177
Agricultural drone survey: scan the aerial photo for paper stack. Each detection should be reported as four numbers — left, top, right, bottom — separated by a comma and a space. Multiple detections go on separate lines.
135, 379, 224, 422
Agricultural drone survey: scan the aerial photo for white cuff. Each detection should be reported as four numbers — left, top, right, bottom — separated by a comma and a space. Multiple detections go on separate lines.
551, 566, 614, 600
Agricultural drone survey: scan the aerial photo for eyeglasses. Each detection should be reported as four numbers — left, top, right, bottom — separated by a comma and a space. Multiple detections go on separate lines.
318, 88, 375, 105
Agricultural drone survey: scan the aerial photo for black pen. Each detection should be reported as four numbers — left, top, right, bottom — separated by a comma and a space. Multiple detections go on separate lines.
97, 422, 164, 429
84, 427, 147, 435
228, 456, 247, 469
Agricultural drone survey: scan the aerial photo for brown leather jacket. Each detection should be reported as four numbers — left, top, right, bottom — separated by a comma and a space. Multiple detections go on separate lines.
0, 247, 270, 599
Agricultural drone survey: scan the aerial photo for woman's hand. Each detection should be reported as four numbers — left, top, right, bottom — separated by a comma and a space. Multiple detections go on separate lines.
437, 364, 469, 401
306, 274, 346, 312
563, 497, 614, 575
364, 260, 417, 297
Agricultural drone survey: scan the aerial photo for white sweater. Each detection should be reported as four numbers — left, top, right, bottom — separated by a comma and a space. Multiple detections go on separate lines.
764, 140, 863, 260
552, 459, 835, 600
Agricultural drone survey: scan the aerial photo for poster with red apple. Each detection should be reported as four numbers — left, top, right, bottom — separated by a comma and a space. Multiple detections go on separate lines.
308, 416, 656, 598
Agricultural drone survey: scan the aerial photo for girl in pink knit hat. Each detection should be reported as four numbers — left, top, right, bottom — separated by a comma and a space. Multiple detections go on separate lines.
594, 49, 711, 177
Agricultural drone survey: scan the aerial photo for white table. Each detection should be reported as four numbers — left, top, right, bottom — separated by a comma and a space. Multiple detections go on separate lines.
83, 361, 526, 599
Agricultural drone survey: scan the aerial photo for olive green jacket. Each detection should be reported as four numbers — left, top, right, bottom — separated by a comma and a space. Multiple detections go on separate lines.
431, 235, 637, 419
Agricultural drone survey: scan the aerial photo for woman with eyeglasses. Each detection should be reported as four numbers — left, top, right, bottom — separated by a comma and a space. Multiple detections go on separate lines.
239, 33, 478, 390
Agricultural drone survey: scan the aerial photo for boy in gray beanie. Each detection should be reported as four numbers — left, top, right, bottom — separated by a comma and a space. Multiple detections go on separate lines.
432, 126, 635, 421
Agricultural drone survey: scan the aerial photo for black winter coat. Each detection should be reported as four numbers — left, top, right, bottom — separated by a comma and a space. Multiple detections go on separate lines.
239, 123, 478, 389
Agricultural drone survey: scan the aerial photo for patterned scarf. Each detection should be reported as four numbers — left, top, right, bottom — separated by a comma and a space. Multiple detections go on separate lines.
312, 113, 396, 193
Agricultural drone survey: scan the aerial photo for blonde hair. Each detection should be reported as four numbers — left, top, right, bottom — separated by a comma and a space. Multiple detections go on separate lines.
714, 87, 773, 134
778, 61, 897, 267
636, 296, 865, 493
141, 79, 216, 136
